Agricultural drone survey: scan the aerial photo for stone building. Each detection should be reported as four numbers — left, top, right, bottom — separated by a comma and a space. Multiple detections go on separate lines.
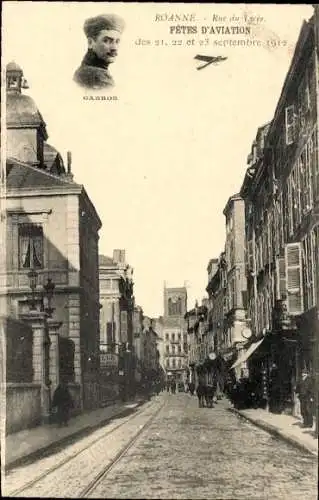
162, 285, 188, 383
206, 252, 227, 359
132, 305, 144, 387
142, 316, 161, 382
223, 194, 251, 377
239, 14, 319, 415
2, 62, 102, 430
99, 250, 135, 400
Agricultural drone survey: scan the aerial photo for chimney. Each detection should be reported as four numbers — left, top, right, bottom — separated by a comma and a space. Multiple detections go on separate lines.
113, 249, 125, 264
64, 151, 74, 181
67, 151, 72, 174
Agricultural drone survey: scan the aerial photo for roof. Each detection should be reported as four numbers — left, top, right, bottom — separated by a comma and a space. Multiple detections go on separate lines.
43, 143, 59, 168
43, 142, 66, 174
223, 192, 242, 216
165, 287, 187, 293
99, 254, 116, 267
267, 18, 314, 144
6, 158, 78, 190
6, 93, 47, 134
6, 61, 23, 73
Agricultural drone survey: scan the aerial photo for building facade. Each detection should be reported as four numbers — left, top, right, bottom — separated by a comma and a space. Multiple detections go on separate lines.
99, 250, 135, 400
223, 194, 251, 377
133, 305, 144, 387
239, 15, 319, 414
2, 63, 102, 430
206, 252, 227, 359
142, 316, 161, 383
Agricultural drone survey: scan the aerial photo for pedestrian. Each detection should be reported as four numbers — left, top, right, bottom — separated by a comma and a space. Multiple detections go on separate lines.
188, 381, 195, 396
296, 369, 314, 428
51, 380, 74, 427
196, 381, 206, 408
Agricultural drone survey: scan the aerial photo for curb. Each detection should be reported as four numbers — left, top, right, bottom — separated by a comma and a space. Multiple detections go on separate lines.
229, 407, 318, 457
5, 398, 147, 472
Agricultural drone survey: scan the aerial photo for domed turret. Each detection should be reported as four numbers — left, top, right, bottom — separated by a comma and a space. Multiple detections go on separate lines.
6, 62, 48, 166
6, 61, 24, 93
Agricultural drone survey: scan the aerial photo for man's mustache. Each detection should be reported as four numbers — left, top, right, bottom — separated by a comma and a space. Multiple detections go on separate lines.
107, 51, 118, 57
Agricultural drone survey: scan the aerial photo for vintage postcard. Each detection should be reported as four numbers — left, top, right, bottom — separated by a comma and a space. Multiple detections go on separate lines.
1, 2, 318, 498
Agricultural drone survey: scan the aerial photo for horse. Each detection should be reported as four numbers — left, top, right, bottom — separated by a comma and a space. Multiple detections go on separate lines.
205, 384, 216, 408
188, 382, 195, 396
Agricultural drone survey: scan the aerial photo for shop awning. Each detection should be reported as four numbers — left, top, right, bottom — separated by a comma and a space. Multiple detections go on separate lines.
230, 338, 264, 370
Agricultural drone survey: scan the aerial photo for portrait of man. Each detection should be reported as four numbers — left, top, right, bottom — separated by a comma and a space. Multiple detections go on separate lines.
73, 14, 125, 90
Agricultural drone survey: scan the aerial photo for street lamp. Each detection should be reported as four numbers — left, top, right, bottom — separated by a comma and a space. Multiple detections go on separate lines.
43, 278, 55, 318
27, 268, 38, 310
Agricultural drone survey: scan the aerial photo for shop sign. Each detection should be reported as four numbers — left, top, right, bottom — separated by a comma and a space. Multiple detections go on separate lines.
100, 353, 118, 367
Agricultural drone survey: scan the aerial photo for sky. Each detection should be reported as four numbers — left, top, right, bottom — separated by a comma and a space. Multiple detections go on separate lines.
2, 2, 314, 317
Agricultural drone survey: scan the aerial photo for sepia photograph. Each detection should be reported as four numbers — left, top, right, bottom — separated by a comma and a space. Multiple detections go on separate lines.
73, 13, 125, 90
0, 2, 318, 499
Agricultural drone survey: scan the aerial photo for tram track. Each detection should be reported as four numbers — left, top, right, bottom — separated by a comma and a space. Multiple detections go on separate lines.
79, 398, 167, 497
8, 397, 165, 498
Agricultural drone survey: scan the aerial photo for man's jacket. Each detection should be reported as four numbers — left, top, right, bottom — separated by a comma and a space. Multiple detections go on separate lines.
73, 50, 115, 90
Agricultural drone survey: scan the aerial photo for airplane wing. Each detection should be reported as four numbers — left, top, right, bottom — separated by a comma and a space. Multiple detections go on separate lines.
195, 55, 228, 70
194, 55, 214, 62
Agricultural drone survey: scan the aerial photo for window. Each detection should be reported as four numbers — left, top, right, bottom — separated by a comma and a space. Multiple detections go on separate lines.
285, 242, 304, 315
172, 345, 176, 354
19, 224, 43, 269
172, 358, 176, 368
172, 333, 175, 342
178, 345, 181, 354
106, 322, 116, 347
166, 345, 169, 354
121, 311, 128, 338
178, 333, 181, 341
303, 230, 317, 310
165, 333, 169, 341
7, 76, 19, 89
168, 297, 182, 316
104, 279, 112, 289
178, 359, 182, 368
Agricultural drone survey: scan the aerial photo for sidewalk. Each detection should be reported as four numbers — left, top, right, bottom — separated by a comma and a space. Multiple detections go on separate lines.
229, 406, 318, 456
4, 396, 147, 471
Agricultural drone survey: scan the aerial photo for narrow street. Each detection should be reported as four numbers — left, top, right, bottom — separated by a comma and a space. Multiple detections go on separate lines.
4, 393, 317, 499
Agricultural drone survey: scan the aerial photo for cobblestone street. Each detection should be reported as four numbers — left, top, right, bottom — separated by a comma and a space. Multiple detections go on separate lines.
89, 393, 317, 500
5, 393, 317, 499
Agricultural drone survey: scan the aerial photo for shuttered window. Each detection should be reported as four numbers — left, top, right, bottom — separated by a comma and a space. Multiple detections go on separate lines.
285, 242, 304, 314
247, 239, 254, 272
120, 311, 128, 341
302, 228, 317, 311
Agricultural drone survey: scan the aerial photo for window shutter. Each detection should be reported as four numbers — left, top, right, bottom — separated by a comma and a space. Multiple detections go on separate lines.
120, 311, 128, 341
285, 242, 304, 315
247, 240, 254, 272
285, 105, 295, 145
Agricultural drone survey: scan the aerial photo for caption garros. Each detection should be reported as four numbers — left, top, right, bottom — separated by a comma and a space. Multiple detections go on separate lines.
83, 96, 119, 101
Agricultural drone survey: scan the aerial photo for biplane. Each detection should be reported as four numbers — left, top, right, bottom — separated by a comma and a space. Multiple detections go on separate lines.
194, 55, 228, 70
